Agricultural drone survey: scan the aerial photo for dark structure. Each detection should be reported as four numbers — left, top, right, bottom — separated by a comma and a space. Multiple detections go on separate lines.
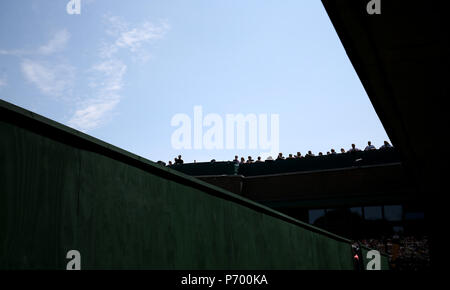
170, 152, 426, 269
321, 0, 449, 268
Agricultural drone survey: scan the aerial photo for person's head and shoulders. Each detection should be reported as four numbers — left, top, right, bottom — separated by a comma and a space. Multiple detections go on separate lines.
287, 153, 294, 159
177, 155, 184, 164
340, 148, 346, 154
295, 152, 302, 159
168, 161, 173, 166
246, 156, 254, 163
277, 153, 285, 160
240, 157, 245, 164
348, 144, 360, 152
305, 150, 315, 157
318, 152, 323, 156
256, 156, 263, 162
233, 155, 239, 164
330, 148, 337, 155
364, 141, 376, 151
265, 156, 274, 162
380, 140, 393, 149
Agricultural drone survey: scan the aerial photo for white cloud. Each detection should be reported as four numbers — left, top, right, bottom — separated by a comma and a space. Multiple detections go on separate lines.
92, 59, 127, 93
105, 15, 129, 37
68, 59, 126, 131
68, 16, 169, 131
102, 16, 169, 61
68, 98, 119, 131
99, 42, 119, 59
1, 16, 168, 132
0, 49, 26, 56
39, 29, 70, 55
1, 29, 70, 57
115, 21, 168, 52
21, 59, 75, 98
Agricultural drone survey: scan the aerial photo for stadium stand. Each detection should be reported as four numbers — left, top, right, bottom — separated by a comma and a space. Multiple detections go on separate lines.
169, 148, 400, 177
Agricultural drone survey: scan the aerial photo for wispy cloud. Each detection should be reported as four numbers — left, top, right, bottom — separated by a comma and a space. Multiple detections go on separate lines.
21, 59, 75, 99
1, 17, 168, 132
68, 59, 126, 130
98, 42, 119, 59
1, 29, 74, 98
39, 29, 70, 55
0, 49, 27, 57
68, 98, 120, 131
91, 59, 127, 94
116, 21, 168, 52
102, 15, 169, 62
0, 29, 70, 57
68, 16, 169, 131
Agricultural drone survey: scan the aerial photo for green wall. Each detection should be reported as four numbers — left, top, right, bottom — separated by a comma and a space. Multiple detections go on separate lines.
0, 100, 355, 270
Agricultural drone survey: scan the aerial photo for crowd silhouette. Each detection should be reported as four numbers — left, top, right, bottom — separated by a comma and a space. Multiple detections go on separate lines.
166, 140, 393, 165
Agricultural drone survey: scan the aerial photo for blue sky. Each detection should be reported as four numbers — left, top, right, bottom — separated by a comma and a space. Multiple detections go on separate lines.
0, 0, 390, 163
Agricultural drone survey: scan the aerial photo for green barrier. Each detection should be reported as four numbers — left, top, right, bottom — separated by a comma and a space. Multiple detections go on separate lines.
0, 100, 355, 270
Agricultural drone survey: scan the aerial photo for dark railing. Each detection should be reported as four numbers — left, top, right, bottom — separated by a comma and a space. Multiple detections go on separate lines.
169, 161, 238, 176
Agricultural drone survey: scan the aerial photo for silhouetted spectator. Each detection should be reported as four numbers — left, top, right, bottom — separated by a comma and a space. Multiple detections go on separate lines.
331, 149, 337, 155
210, 159, 216, 163
380, 140, 393, 149
277, 153, 285, 160
157, 160, 166, 166
348, 144, 361, 152
175, 155, 184, 164
326, 151, 330, 155
256, 156, 263, 162
340, 148, 346, 153
168, 161, 173, 166
265, 156, 274, 162
233, 155, 239, 164
295, 152, 302, 158
305, 150, 315, 157
364, 141, 376, 151
246, 156, 254, 163
318, 152, 323, 156
287, 154, 294, 159
240, 157, 245, 164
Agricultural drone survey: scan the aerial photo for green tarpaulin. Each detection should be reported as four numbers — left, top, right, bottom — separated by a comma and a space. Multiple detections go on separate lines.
1, 100, 362, 270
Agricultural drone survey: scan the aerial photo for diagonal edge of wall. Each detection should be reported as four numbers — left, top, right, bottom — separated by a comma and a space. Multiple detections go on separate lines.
0, 99, 351, 245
